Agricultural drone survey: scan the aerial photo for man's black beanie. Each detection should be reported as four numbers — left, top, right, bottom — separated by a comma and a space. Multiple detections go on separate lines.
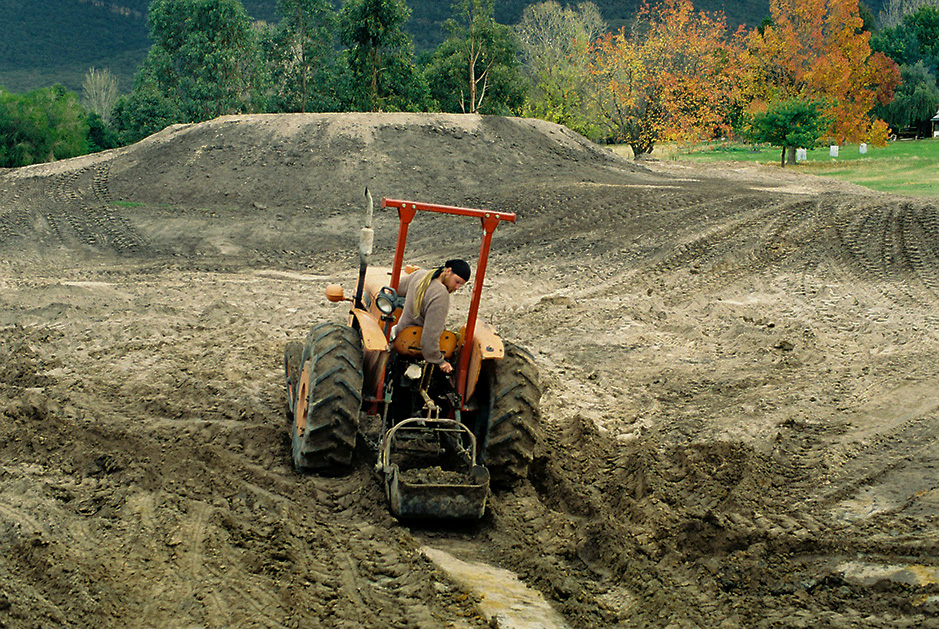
446, 259, 471, 281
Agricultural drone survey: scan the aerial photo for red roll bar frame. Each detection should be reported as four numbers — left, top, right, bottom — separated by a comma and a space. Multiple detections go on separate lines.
381, 197, 516, 404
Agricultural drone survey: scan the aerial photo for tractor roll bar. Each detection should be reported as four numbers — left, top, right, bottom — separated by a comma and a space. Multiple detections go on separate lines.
381, 198, 516, 403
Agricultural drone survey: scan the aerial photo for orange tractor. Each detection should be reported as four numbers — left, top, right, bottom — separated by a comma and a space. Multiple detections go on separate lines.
284, 193, 541, 519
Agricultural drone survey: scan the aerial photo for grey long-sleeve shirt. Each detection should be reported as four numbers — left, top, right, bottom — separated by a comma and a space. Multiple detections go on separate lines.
396, 269, 450, 366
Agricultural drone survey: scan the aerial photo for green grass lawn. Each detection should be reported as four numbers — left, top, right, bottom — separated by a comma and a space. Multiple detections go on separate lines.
614, 138, 939, 198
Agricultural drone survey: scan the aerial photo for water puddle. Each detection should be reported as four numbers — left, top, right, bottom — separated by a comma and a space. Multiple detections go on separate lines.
61, 281, 116, 288
254, 270, 330, 281
837, 560, 939, 587
422, 546, 569, 629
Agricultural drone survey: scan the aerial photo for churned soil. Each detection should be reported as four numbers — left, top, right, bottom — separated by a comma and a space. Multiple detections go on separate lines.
1, 113, 937, 628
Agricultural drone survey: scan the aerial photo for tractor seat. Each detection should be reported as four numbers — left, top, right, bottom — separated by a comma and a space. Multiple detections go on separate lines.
391, 326, 459, 359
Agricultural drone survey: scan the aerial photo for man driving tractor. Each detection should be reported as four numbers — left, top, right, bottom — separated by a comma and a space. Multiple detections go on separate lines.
393, 259, 471, 374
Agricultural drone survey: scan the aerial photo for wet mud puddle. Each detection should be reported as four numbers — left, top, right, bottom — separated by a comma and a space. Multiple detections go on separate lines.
421, 546, 569, 629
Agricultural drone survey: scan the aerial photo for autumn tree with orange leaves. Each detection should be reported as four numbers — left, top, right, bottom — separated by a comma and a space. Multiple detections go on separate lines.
589, 0, 746, 156
747, 0, 900, 146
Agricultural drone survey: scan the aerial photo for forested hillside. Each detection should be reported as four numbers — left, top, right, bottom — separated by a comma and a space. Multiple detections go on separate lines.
0, 0, 274, 93
0, 0, 886, 94
0, 0, 148, 92
412, 0, 771, 50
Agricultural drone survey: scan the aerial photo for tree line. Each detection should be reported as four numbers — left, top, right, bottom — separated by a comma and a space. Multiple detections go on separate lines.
1, 0, 936, 169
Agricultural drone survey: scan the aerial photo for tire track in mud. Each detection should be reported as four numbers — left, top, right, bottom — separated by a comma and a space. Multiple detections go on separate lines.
653, 195, 821, 300
898, 202, 939, 299
0, 502, 45, 541
163, 435, 476, 627
145, 486, 292, 625
763, 195, 939, 557
0, 160, 150, 255
808, 200, 939, 524
178, 501, 219, 609
834, 200, 939, 307
303, 478, 439, 626
551, 189, 939, 318
185, 471, 296, 623
801, 396, 939, 535
799, 202, 939, 357
556, 191, 822, 305
44, 163, 151, 255
200, 562, 285, 627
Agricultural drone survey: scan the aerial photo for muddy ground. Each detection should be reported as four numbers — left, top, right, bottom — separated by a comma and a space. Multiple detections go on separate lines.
0, 113, 937, 628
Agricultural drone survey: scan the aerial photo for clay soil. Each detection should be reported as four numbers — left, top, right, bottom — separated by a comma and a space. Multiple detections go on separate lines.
1, 113, 938, 628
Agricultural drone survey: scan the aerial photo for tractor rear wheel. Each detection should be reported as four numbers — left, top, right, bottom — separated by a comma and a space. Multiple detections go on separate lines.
480, 341, 541, 487
290, 322, 363, 474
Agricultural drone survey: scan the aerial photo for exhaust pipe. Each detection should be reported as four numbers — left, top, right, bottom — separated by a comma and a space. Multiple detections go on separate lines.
353, 187, 375, 309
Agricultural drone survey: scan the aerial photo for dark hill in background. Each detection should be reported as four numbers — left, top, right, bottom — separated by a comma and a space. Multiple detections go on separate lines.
410, 0, 772, 51
0, 0, 276, 93
0, 0, 884, 95
0, 0, 149, 93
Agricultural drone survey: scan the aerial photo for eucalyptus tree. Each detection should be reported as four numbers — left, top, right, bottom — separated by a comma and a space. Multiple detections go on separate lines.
262, 0, 348, 112
111, 0, 264, 143
338, 0, 429, 111
424, 0, 524, 114
150, 0, 261, 119
515, 1, 605, 135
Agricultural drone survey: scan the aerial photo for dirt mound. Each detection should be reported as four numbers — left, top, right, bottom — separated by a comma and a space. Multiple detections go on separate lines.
0, 113, 647, 262
1, 114, 938, 627
108, 113, 638, 210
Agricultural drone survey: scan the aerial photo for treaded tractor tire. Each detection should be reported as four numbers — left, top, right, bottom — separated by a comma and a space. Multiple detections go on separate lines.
481, 341, 541, 487
290, 322, 363, 474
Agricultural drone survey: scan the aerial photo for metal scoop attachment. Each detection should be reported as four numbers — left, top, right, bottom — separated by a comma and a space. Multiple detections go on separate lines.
379, 417, 490, 520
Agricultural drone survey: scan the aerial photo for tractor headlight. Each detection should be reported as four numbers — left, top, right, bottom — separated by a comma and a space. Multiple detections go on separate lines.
376, 287, 397, 315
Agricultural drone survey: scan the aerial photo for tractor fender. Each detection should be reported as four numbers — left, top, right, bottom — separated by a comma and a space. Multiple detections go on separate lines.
464, 322, 504, 402
351, 308, 389, 352
468, 322, 504, 359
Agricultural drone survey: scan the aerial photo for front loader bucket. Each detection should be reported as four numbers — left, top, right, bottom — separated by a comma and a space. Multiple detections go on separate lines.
379, 418, 490, 520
